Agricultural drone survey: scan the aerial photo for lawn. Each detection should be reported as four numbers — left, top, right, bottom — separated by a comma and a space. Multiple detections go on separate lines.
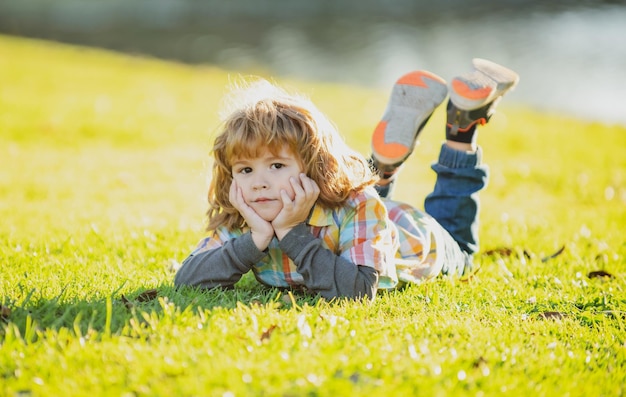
1, 35, 625, 396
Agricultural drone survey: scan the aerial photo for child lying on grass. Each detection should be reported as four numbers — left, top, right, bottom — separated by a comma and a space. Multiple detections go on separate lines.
175, 59, 519, 300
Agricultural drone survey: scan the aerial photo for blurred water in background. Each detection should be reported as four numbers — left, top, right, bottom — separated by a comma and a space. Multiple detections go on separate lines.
1, 0, 625, 125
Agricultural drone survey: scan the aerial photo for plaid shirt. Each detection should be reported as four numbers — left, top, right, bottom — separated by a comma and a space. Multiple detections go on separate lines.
384, 200, 444, 284
190, 187, 441, 290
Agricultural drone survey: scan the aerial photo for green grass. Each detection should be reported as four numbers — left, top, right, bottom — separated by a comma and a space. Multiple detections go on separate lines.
1, 34, 625, 396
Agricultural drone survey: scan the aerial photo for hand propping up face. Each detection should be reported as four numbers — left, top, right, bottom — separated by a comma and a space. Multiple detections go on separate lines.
229, 180, 275, 251
229, 172, 320, 249
272, 173, 320, 240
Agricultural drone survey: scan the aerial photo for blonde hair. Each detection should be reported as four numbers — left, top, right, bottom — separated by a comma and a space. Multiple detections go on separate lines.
206, 79, 377, 231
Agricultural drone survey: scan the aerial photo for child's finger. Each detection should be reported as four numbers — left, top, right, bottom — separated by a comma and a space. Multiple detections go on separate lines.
229, 181, 248, 212
230, 182, 244, 205
299, 174, 320, 203
279, 188, 294, 206
300, 173, 320, 195
289, 176, 305, 198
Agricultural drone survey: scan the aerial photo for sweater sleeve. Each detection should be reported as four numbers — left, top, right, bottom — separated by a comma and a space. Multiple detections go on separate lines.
174, 232, 267, 289
279, 223, 379, 300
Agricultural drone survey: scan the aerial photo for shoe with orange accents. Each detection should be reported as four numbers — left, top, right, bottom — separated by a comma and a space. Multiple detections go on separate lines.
371, 70, 448, 167
447, 59, 519, 138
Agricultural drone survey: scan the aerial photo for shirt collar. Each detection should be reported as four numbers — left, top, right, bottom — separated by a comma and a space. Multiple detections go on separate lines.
307, 202, 334, 227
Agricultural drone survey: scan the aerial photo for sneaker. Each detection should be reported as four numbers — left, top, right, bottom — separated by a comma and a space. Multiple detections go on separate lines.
447, 59, 519, 135
371, 70, 448, 166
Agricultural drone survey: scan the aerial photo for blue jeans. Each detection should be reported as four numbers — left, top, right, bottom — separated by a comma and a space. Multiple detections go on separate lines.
424, 143, 488, 275
425, 144, 488, 254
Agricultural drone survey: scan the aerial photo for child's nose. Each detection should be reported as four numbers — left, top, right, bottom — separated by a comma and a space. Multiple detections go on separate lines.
252, 175, 269, 190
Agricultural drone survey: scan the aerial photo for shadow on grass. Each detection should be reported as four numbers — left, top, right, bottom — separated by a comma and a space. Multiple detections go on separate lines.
1, 273, 324, 341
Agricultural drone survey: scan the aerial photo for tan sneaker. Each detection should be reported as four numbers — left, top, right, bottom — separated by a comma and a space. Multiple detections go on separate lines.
447, 59, 520, 136
371, 70, 448, 166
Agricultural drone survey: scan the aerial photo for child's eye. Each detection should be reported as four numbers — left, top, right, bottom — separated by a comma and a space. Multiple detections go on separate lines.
235, 167, 252, 174
271, 163, 284, 170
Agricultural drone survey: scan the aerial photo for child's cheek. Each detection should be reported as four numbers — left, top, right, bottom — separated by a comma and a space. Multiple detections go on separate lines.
242, 192, 254, 205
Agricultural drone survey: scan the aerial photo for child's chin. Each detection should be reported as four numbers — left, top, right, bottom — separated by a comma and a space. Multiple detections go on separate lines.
258, 211, 279, 222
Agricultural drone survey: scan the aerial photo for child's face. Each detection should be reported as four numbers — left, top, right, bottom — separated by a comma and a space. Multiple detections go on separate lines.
231, 146, 304, 222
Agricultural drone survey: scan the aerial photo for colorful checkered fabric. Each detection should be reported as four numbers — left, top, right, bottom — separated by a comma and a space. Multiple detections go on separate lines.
189, 187, 447, 290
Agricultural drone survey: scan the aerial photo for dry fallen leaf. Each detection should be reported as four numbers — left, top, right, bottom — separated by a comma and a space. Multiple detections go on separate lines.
483, 247, 532, 259
120, 295, 134, 310
472, 356, 488, 368
136, 289, 158, 302
588, 270, 613, 279
483, 247, 513, 256
260, 325, 278, 342
472, 356, 490, 376
1, 305, 11, 319
541, 245, 565, 262
539, 311, 567, 320
120, 289, 159, 309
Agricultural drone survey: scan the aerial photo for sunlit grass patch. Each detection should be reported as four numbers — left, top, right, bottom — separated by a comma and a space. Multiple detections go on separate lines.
1, 35, 625, 396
